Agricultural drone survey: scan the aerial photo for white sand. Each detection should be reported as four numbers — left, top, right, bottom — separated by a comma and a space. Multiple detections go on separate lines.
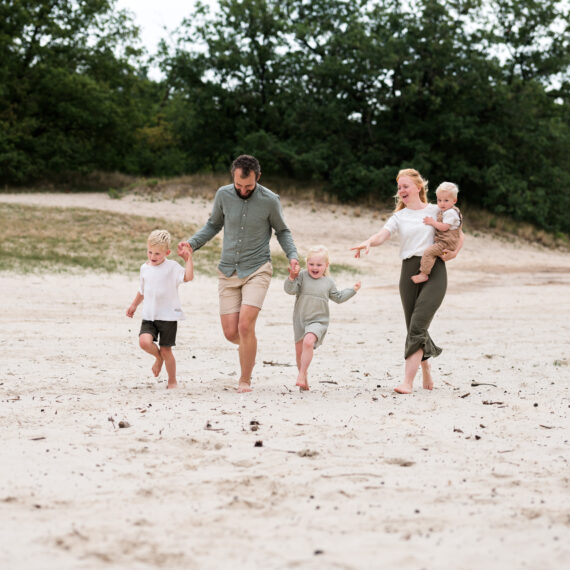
1, 192, 569, 569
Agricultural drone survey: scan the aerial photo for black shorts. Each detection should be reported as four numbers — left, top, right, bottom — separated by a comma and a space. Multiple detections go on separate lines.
139, 320, 178, 347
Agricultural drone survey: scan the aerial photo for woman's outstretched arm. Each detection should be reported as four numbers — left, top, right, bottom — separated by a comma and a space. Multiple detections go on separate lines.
351, 228, 391, 258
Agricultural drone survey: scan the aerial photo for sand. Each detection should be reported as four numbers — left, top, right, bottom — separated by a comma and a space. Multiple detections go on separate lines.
1, 191, 569, 570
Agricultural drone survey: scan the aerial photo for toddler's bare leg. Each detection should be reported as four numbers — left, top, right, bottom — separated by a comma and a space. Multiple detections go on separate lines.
297, 334, 317, 391
160, 346, 177, 389
139, 333, 163, 377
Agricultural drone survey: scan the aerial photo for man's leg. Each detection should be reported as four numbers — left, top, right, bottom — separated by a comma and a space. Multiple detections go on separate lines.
220, 305, 260, 392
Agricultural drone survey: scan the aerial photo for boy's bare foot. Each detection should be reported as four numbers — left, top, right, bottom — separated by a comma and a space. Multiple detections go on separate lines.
411, 273, 429, 284
238, 378, 252, 393
394, 383, 413, 394
422, 361, 434, 390
167, 379, 178, 389
152, 356, 163, 377
296, 373, 309, 391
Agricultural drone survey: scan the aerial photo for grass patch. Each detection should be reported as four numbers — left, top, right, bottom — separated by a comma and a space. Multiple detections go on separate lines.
0, 203, 221, 275
0, 203, 312, 277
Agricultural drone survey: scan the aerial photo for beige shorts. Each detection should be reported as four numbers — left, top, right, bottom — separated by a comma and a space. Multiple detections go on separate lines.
218, 262, 273, 315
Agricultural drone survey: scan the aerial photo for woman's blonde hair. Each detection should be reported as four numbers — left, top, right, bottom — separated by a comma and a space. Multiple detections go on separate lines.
305, 245, 330, 276
394, 168, 428, 211
148, 229, 171, 249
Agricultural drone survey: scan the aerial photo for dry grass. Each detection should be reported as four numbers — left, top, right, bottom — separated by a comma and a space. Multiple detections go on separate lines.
0, 204, 221, 274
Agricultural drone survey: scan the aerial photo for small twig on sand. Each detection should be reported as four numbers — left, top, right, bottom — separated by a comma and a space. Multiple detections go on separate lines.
471, 381, 498, 387
263, 360, 293, 367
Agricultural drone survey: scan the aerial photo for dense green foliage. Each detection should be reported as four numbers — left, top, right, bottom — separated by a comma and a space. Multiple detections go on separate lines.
1, 0, 569, 232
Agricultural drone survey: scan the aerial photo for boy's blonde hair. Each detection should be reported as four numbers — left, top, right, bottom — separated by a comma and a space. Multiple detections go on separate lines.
305, 245, 330, 276
148, 229, 171, 250
436, 181, 459, 198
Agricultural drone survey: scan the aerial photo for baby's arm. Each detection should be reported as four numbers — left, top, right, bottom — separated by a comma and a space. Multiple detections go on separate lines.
180, 247, 194, 282
423, 216, 451, 232
126, 292, 143, 318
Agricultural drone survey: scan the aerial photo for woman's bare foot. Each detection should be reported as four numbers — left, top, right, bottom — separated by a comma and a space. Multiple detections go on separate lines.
421, 360, 434, 390
394, 383, 413, 394
238, 378, 252, 393
167, 379, 178, 389
411, 273, 429, 284
152, 356, 163, 377
296, 372, 309, 391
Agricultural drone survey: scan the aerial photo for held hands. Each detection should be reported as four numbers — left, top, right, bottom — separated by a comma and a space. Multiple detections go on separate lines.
288, 258, 300, 280
177, 241, 193, 261
353, 281, 361, 292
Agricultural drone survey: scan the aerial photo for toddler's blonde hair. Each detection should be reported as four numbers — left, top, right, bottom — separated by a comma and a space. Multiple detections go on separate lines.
436, 181, 459, 198
148, 229, 171, 250
305, 245, 330, 276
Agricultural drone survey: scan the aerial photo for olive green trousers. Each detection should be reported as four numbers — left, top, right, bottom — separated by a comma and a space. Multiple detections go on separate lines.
399, 256, 447, 360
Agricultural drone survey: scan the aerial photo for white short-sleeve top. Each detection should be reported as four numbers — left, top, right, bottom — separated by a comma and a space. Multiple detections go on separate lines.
139, 258, 186, 321
383, 203, 440, 260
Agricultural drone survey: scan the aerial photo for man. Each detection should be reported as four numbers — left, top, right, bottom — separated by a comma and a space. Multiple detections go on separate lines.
178, 155, 299, 392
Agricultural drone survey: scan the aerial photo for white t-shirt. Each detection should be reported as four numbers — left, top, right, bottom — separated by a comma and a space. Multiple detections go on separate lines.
383, 204, 440, 260
139, 259, 186, 321
442, 208, 461, 229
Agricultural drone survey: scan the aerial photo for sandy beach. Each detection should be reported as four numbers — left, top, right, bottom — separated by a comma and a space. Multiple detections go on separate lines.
1, 191, 569, 569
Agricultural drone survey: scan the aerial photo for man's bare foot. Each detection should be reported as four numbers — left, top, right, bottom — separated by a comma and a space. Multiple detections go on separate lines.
411, 273, 429, 284
422, 361, 434, 390
167, 379, 178, 389
237, 379, 252, 393
394, 383, 413, 394
152, 356, 163, 377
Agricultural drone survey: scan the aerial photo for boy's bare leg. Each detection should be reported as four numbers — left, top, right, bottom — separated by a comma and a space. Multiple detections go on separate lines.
296, 334, 316, 391
411, 272, 429, 284
139, 333, 163, 377
421, 359, 434, 390
160, 346, 177, 389
395, 348, 423, 394
220, 306, 260, 393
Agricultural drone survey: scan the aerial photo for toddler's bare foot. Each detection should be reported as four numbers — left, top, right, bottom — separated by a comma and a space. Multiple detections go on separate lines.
394, 383, 413, 394
411, 273, 429, 284
296, 373, 309, 391
422, 361, 434, 390
237, 378, 252, 393
152, 356, 163, 377
167, 379, 178, 389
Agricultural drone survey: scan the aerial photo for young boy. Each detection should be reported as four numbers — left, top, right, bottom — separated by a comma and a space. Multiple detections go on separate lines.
126, 229, 194, 388
411, 181, 462, 284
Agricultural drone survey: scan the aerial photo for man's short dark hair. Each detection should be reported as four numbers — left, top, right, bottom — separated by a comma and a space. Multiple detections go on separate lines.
231, 155, 261, 179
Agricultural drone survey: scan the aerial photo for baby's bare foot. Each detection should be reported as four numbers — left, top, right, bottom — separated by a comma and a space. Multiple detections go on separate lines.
411, 273, 429, 284
152, 356, 163, 377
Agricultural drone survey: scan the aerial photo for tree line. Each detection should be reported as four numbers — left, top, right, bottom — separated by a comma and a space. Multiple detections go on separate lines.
1, 0, 569, 233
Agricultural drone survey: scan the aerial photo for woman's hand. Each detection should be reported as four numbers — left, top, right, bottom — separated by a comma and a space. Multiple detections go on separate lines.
351, 241, 370, 258
440, 230, 465, 261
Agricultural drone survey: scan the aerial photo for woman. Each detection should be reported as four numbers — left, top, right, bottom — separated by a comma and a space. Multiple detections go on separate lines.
351, 168, 463, 394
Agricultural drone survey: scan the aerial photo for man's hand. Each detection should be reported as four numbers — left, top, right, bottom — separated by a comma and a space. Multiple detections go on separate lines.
288, 258, 300, 280
177, 241, 193, 259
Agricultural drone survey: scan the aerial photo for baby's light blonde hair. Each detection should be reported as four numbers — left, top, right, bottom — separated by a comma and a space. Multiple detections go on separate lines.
148, 229, 171, 250
305, 245, 330, 276
436, 181, 459, 198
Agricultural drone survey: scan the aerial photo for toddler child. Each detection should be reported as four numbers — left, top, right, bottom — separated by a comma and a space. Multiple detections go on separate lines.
126, 229, 194, 388
284, 245, 360, 391
411, 182, 463, 284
